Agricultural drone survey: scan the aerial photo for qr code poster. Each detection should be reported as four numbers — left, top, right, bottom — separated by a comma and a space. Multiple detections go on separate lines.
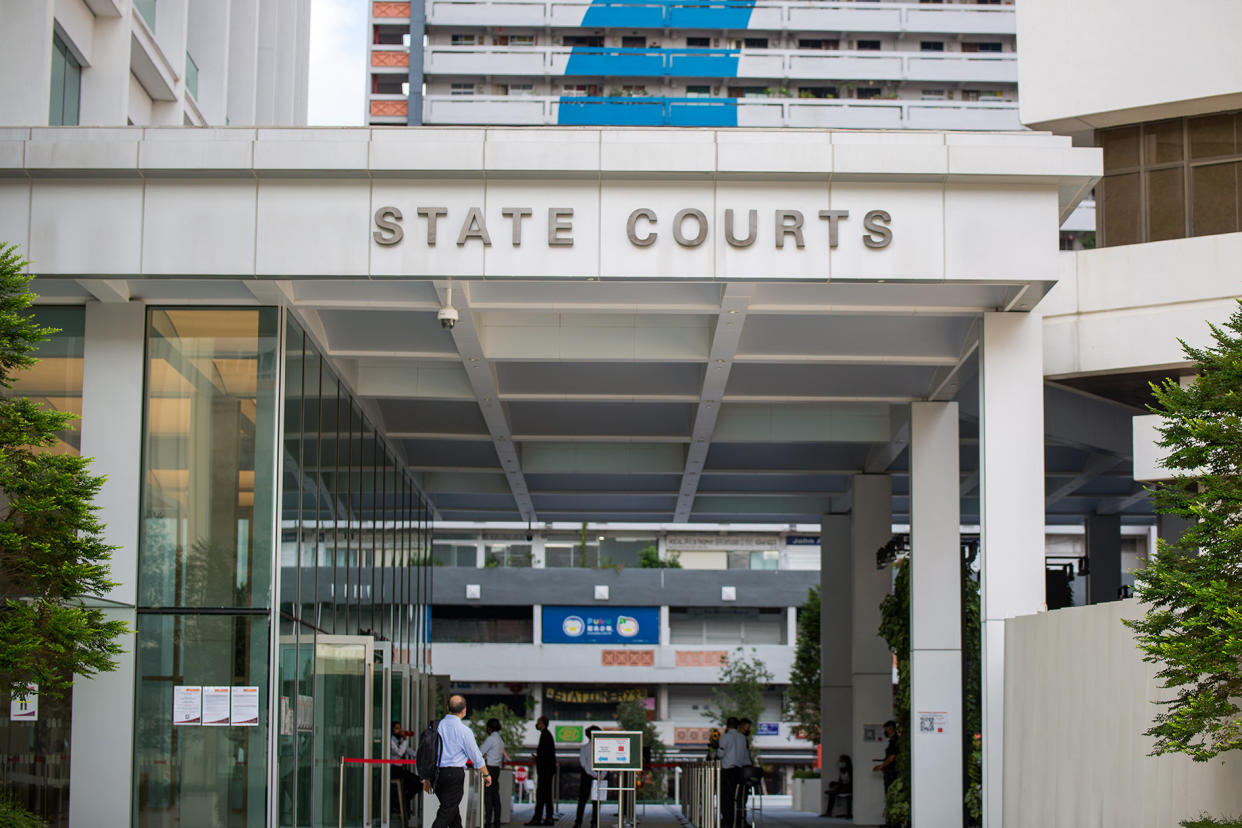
917, 712, 946, 734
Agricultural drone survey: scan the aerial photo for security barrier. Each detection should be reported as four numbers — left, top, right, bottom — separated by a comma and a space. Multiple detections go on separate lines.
678, 762, 721, 828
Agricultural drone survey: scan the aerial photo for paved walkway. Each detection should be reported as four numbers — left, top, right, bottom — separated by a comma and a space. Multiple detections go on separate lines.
505, 801, 860, 828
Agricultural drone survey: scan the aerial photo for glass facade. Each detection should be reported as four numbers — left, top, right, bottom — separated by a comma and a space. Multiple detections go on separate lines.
0, 307, 85, 828
130, 308, 432, 828
49, 34, 81, 127
277, 316, 432, 827
1097, 111, 1242, 246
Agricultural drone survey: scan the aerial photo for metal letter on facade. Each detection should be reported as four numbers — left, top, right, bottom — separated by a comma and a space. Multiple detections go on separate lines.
373, 206, 404, 246
548, 208, 574, 247
673, 209, 707, 248
775, 210, 805, 249
456, 207, 493, 247
501, 207, 533, 247
863, 210, 893, 248
416, 207, 448, 246
627, 209, 658, 247
817, 210, 849, 248
724, 209, 756, 248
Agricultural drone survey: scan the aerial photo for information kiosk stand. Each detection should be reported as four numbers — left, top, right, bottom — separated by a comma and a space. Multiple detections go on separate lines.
589, 731, 644, 828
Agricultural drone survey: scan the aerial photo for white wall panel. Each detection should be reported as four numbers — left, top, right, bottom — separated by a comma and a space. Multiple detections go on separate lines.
29, 179, 142, 274
255, 179, 370, 276
0, 180, 32, 253
944, 184, 1058, 283
143, 179, 257, 275
1003, 600, 1242, 827
1018, 0, 1242, 130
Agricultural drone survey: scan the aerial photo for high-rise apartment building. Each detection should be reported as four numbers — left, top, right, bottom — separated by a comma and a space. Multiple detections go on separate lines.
0, 0, 311, 128
367, 0, 1020, 129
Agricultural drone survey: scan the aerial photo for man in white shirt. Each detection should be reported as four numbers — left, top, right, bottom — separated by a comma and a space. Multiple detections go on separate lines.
429, 696, 493, 828
717, 717, 753, 828
480, 718, 510, 828
573, 726, 604, 828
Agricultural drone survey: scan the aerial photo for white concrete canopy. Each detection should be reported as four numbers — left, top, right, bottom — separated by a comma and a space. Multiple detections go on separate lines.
0, 126, 1131, 528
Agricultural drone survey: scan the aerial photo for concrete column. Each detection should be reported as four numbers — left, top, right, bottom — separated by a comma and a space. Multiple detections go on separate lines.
1086, 514, 1122, 603
979, 312, 1046, 827
820, 513, 852, 782
851, 475, 894, 825
70, 301, 146, 828
0, 3, 53, 125
408, 0, 427, 125
659, 605, 671, 646
909, 402, 963, 828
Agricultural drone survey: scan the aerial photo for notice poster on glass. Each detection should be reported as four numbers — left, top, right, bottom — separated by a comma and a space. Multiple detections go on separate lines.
9, 684, 38, 722
173, 686, 202, 725
231, 686, 260, 726
203, 686, 232, 726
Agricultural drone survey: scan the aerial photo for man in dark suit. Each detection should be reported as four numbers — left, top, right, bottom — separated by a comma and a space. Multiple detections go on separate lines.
527, 716, 558, 825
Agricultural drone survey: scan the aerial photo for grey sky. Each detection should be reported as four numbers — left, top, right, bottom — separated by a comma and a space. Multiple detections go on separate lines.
308, 0, 367, 125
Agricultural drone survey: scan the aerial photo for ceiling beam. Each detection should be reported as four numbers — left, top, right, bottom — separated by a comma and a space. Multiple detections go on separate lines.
1097, 487, 1152, 515
436, 281, 536, 523
78, 279, 131, 303
1045, 453, 1123, 508
926, 317, 980, 401
674, 283, 754, 522
864, 406, 910, 473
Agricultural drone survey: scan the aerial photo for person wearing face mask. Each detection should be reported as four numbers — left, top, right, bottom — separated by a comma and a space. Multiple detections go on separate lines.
822, 755, 852, 818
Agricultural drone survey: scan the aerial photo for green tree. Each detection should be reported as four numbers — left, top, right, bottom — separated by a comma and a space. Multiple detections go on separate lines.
703, 647, 774, 730
615, 699, 668, 800
637, 545, 681, 568
877, 558, 911, 828
1124, 303, 1242, 827
783, 586, 820, 744
0, 243, 126, 701
468, 702, 527, 760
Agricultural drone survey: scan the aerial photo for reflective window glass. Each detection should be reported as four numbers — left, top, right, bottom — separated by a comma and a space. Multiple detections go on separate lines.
1143, 119, 1183, 164
1146, 167, 1185, 240
1100, 173, 1140, 246
139, 308, 279, 608
132, 613, 269, 828
1188, 113, 1237, 158
1099, 125, 1139, 171
1192, 162, 1240, 236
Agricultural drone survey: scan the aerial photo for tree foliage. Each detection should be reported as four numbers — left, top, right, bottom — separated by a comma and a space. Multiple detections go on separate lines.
0, 243, 126, 700
782, 586, 820, 744
877, 558, 911, 828
467, 702, 528, 758
1124, 302, 1242, 766
616, 699, 668, 800
703, 647, 774, 729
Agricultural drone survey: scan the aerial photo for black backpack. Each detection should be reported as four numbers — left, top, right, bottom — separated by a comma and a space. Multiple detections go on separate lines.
415, 721, 442, 786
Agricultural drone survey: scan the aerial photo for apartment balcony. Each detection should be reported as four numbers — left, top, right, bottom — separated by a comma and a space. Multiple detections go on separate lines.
424, 45, 1017, 84
424, 0, 1015, 35
423, 94, 1022, 129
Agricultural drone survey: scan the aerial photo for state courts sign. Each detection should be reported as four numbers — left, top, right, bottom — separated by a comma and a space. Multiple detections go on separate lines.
359, 179, 1004, 282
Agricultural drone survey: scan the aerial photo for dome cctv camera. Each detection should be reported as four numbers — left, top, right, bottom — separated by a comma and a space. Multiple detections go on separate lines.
437, 305, 459, 329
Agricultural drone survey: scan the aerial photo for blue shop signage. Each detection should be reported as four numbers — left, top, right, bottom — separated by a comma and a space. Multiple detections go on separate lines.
542, 606, 660, 645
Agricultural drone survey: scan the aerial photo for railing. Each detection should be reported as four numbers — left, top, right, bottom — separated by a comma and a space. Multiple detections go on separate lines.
425, 0, 1015, 34
423, 45, 1017, 83
422, 94, 1022, 130
679, 762, 722, 828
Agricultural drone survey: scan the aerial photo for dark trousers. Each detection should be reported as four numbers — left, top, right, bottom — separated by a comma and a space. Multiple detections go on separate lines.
393, 766, 420, 815
534, 767, 555, 821
485, 764, 502, 827
720, 767, 745, 828
433, 767, 466, 828
574, 772, 598, 828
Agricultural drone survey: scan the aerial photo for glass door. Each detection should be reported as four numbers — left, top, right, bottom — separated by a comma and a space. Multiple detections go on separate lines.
313, 636, 374, 828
